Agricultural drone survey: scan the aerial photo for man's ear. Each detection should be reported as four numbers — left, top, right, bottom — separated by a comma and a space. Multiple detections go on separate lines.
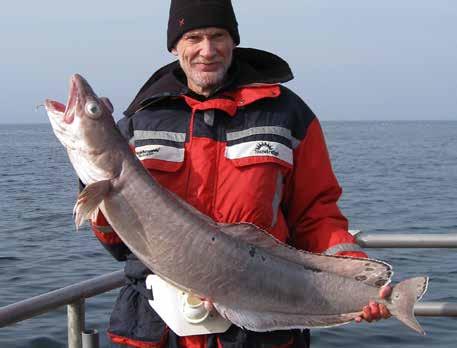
171, 47, 178, 56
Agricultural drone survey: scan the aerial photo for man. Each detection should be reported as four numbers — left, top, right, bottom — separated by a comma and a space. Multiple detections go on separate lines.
91, 1, 391, 347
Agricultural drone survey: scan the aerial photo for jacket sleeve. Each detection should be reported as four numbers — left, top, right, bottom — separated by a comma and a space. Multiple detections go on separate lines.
283, 117, 367, 258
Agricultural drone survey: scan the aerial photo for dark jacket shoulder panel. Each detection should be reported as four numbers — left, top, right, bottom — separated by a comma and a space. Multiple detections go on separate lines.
117, 116, 133, 141
277, 86, 316, 141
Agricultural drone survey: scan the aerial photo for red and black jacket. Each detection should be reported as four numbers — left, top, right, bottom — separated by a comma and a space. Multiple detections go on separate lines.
91, 48, 367, 348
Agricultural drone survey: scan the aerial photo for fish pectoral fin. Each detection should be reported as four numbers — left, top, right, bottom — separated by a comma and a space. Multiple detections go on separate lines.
73, 180, 112, 228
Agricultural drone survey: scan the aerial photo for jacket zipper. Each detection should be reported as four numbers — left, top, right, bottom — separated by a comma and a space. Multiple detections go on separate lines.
211, 114, 222, 221
185, 108, 196, 200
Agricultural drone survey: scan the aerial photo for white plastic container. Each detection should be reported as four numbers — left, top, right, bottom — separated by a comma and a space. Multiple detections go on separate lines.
146, 275, 232, 337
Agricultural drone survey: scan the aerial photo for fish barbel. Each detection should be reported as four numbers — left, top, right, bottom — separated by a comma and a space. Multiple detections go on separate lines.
45, 74, 429, 334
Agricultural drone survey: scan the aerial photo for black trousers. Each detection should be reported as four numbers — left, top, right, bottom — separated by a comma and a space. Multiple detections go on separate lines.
167, 327, 311, 348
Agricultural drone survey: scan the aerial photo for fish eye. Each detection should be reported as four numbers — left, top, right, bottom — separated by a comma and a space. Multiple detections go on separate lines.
85, 101, 102, 118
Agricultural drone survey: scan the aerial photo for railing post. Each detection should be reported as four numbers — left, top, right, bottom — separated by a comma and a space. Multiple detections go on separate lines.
82, 329, 100, 348
68, 299, 85, 348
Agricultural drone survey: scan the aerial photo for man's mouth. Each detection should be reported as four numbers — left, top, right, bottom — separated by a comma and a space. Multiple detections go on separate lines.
192, 62, 222, 72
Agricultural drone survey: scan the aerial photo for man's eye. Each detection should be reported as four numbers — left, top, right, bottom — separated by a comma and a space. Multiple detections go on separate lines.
210, 33, 224, 40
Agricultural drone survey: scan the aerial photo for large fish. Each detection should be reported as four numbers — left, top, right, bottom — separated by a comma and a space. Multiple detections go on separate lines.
45, 74, 429, 334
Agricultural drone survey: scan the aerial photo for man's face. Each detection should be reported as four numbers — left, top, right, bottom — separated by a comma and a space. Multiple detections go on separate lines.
172, 27, 235, 95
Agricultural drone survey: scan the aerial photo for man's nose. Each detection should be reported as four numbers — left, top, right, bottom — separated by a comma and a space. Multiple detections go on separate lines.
199, 38, 217, 59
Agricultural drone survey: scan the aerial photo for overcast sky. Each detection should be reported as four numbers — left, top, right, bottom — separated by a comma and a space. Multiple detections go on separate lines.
0, 0, 456, 123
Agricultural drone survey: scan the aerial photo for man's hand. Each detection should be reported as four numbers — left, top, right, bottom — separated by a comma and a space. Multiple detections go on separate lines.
355, 286, 392, 323
202, 298, 214, 312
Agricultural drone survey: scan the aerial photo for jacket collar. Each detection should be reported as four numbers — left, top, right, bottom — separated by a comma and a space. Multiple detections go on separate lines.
124, 47, 294, 117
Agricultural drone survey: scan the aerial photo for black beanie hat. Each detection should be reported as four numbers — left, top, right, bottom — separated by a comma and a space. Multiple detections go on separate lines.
167, 0, 240, 52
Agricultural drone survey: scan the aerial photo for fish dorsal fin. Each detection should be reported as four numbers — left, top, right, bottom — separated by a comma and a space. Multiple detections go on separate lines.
217, 223, 393, 288
161, 188, 392, 288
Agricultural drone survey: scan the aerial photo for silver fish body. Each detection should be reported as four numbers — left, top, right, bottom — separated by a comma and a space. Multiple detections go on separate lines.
46, 74, 429, 334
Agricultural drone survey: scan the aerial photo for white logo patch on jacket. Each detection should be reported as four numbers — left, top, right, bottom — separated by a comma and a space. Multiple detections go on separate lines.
132, 130, 186, 162
225, 126, 298, 165
135, 144, 185, 162
225, 140, 292, 165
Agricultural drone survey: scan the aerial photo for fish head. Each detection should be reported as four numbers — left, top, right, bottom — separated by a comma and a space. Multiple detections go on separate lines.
45, 74, 124, 184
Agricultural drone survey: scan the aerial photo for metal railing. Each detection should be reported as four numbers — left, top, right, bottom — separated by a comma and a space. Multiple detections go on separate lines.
0, 232, 456, 347
351, 231, 457, 248
0, 271, 125, 348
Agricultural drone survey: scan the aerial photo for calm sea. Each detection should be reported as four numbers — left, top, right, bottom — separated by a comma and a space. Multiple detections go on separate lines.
0, 121, 456, 347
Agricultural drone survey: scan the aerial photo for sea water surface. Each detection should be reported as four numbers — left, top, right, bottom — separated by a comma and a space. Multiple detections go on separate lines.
0, 121, 456, 347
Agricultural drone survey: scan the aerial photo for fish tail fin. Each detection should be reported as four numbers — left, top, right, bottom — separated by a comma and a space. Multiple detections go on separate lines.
387, 277, 429, 335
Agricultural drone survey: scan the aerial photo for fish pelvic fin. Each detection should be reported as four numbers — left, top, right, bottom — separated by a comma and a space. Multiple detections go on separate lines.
73, 180, 112, 228
387, 277, 429, 335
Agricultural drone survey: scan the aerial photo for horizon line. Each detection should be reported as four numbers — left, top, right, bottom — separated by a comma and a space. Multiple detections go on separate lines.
2, 119, 456, 126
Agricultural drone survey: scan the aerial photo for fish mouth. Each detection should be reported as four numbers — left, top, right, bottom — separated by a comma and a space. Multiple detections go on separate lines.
45, 95, 75, 124
45, 74, 92, 124
44, 99, 66, 114
63, 76, 79, 123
